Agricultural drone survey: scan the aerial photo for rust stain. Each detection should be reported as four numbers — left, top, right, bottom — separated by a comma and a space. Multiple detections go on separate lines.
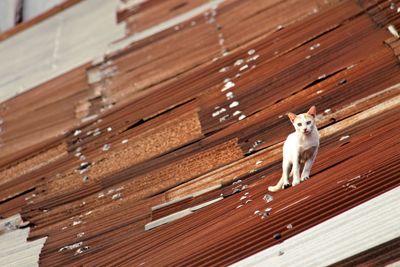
0, 0, 399, 267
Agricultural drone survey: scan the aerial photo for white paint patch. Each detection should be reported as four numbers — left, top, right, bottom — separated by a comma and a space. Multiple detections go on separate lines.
212, 108, 227, 117
249, 54, 260, 61
339, 135, 350, 141
102, 144, 111, 151
220, 114, 229, 122
77, 232, 85, 238
309, 43, 320, 50
234, 59, 244, 66
222, 81, 235, 91
229, 101, 240, 108
112, 193, 122, 200
219, 67, 229, 73
233, 110, 242, 116
72, 220, 82, 226
388, 24, 399, 38
59, 242, 83, 252
248, 49, 256, 55
74, 246, 90, 255
231, 187, 400, 267
226, 92, 235, 100
81, 114, 98, 123
239, 64, 249, 71
238, 114, 246, 120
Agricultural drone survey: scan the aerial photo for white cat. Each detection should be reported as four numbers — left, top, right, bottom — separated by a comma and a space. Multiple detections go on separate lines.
268, 106, 320, 192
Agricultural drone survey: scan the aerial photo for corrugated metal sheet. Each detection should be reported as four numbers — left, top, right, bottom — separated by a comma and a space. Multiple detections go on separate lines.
0, 0, 125, 102
232, 186, 400, 267
0, 0, 399, 266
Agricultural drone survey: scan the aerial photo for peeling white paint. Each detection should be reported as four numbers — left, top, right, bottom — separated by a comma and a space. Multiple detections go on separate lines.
226, 92, 235, 100
229, 101, 239, 108
309, 43, 320, 50
239, 64, 249, 71
59, 242, 82, 252
234, 59, 244, 66
212, 108, 227, 117
222, 81, 235, 91
248, 49, 256, 55
219, 114, 230, 122
233, 110, 242, 116
219, 67, 229, 73
388, 24, 399, 38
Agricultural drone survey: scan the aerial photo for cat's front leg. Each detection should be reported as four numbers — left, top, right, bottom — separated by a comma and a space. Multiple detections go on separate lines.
301, 148, 318, 182
282, 159, 291, 189
292, 155, 301, 186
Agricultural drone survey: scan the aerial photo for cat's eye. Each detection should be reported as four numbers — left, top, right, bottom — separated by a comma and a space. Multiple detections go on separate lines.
297, 122, 302, 127
306, 121, 311, 125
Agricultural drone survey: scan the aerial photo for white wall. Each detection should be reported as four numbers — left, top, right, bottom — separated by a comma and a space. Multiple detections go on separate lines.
23, 0, 66, 21
0, 0, 125, 103
0, 0, 21, 32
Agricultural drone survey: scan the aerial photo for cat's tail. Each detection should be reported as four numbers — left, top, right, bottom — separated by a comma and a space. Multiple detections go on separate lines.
268, 177, 284, 192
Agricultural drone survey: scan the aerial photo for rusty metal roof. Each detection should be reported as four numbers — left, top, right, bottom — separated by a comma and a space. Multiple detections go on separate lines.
0, 0, 400, 266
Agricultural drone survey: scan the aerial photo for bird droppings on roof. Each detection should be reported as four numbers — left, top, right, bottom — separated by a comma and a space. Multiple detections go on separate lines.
0, 0, 400, 266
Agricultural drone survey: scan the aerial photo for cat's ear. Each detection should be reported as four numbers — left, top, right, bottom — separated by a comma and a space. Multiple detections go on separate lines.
307, 106, 317, 118
287, 112, 297, 123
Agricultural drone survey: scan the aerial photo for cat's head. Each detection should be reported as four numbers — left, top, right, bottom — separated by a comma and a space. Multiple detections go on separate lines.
287, 106, 317, 135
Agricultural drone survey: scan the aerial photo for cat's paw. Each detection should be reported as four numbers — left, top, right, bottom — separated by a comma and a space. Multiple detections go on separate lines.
283, 183, 291, 189
292, 180, 300, 186
301, 176, 310, 182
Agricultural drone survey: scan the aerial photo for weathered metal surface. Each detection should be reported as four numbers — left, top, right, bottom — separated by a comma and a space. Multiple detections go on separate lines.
0, 0, 399, 266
